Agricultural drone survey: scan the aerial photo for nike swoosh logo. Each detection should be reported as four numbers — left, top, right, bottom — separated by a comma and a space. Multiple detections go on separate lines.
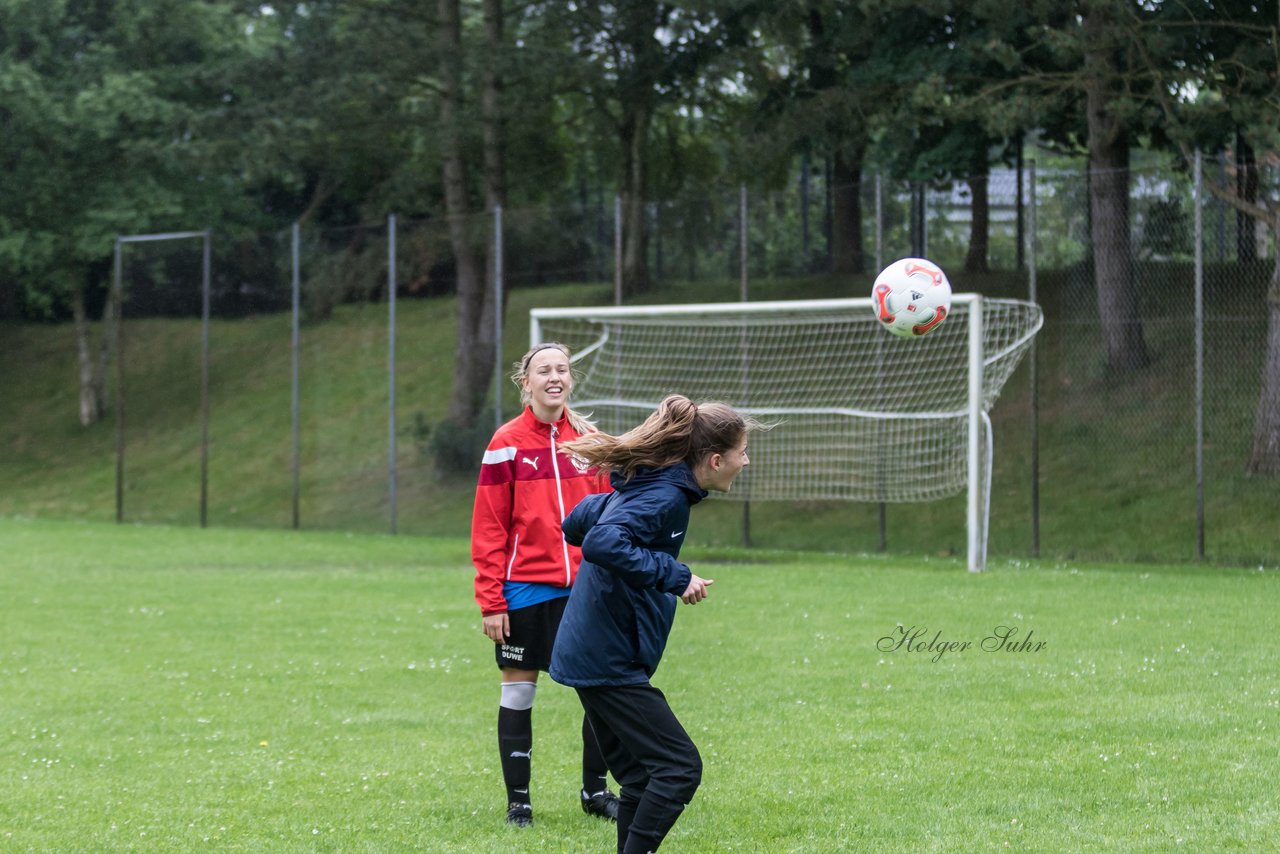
670, 530, 684, 538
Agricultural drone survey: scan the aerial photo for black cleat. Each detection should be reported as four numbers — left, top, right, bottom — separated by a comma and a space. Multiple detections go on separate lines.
580, 788, 619, 822
506, 802, 533, 827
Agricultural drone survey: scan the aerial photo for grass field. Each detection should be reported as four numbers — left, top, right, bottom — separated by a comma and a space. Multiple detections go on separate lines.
3, 516, 1277, 852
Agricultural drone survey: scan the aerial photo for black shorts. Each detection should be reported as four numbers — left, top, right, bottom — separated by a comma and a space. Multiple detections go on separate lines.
494, 596, 569, 671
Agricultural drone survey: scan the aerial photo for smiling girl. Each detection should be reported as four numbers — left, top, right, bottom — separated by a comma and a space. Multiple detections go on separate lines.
471, 342, 617, 827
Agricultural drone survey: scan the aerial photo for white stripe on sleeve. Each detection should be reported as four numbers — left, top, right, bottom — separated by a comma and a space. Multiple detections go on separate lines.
482, 446, 518, 465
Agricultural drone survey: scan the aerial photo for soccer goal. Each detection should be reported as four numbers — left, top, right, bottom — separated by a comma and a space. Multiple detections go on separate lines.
530, 295, 1043, 571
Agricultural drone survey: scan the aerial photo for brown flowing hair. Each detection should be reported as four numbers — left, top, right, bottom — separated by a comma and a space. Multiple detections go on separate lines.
559, 394, 762, 480
512, 342, 595, 435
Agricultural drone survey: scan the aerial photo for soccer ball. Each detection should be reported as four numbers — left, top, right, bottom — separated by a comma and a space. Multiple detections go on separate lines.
872, 257, 952, 337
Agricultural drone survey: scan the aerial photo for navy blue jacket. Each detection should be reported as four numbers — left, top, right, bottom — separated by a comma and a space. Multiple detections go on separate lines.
549, 462, 707, 687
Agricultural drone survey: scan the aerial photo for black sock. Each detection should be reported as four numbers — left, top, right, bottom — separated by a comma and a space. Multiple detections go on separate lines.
615, 787, 641, 854
498, 705, 532, 804
622, 830, 662, 854
582, 714, 609, 794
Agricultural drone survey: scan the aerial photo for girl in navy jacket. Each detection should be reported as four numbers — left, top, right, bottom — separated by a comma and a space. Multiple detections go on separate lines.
552, 394, 762, 854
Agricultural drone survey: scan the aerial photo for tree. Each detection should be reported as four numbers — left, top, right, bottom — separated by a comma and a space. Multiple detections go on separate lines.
0, 0, 264, 424
1175, 1, 1280, 474
969, 0, 1160, 372
747, 2, 1030, 277
893, 6, 1040, 277
542, 1, 758, 296
1111, 0, 1280, 472
1254, 220, 1280, 474
281, 0, 579, 462
1082, 1, 1151, 371
434, 0, 505, 457
742, 1, 881, 275
218, 3, 409, 228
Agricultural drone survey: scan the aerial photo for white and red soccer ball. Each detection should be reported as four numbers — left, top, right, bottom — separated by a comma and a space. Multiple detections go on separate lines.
872, 257, 952, 338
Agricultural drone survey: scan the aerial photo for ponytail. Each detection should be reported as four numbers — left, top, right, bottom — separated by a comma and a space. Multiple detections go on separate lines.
564, 407, 597, 436
560, 394, 757, 480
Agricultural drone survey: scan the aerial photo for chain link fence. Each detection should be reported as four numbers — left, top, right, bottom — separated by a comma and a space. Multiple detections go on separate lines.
53, 153, 1280, 565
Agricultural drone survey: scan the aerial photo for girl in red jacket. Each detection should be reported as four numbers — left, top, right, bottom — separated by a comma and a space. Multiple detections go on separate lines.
472, 342, 617, 827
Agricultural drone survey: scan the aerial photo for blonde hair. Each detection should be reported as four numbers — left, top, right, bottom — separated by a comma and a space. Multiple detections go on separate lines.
559, 394, 761, 480
511, 342, 595, 435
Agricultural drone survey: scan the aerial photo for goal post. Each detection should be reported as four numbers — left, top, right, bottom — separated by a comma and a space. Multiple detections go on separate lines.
530, 295, 1043, 571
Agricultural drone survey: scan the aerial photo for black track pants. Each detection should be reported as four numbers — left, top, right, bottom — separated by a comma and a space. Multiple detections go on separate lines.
576, 683, 701, 853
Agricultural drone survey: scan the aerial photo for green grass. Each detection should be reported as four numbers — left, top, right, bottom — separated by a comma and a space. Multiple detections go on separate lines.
2, 517, 1278, 851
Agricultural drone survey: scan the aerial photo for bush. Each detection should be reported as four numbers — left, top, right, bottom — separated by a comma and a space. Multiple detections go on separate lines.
431, 418, 491, 478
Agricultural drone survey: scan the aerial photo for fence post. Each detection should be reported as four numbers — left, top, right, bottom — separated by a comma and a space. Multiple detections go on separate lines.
1194, 151, 1205, 560
1015, 137, 1025, 271
875, 173, 887, 552
739, 183, 749, 301
290, 223, 301, 530
387, 214, 397, 535
1028, 160, 1040, 558
114, 239, 125, 524
199, 230, 211, 529
800, 151, 811, 265
614, 194, 622, 305
494, 204, 505, 430
739, 183, 750, 547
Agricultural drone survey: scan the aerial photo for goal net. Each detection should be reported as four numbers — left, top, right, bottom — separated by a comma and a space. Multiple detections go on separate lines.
530, 295, 1043, 570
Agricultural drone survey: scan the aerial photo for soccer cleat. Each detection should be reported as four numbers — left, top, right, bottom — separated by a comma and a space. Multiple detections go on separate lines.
580, 788, 619, 822
506, 802, 533, 827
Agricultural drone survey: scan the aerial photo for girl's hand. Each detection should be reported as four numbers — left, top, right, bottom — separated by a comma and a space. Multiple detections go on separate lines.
482, 613, 510, 642
681, 575, 714, 604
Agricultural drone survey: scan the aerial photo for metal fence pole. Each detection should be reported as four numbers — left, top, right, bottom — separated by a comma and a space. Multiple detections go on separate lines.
800, 151, 811, 265
1016, 140, 1025, 270
291, 223, 301, 530
614, 195, 622, 305
875, 173, 887, 553
875, 173, 883, 272
739, 183, 750, 548
922, 183, 929, 257
1028, 160, 1040, 557
652, 201, 664, 282
1194, 151, 1205, 560
494, 204, 505, 430
387, 214, 398, 535
200, 230, 211, 529
739, 183, 748, 301
114, 239, 125, 524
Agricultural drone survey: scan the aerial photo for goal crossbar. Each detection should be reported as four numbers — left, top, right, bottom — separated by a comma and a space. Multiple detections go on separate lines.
548, 401, 979, 421
531, 293, 978, 322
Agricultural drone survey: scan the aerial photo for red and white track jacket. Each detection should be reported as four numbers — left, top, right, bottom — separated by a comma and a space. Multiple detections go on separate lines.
472, 407, 610, 616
